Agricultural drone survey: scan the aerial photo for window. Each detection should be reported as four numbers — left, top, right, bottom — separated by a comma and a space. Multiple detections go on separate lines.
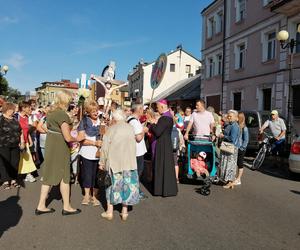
207, 17, 215, 38
206, 95, 221, 113
208, 58, 214, 78
185, 65, 191, 74
296, 23, 300, 53
233, 92, 242, 110
170, 64, 175, 72
236, 0, 246, 22
216, 12, 223, 33
217, 54, 223, 75
293, 85, 300, 116
237, 44, 246, 69
267, 32, 276, 60
262, 88, 272, 111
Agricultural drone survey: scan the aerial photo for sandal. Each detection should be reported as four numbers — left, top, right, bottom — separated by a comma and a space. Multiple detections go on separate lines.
101, 212, 113, 221
81, 197, 90, 205
120, 213, 128, 221
91, 198, 100, 206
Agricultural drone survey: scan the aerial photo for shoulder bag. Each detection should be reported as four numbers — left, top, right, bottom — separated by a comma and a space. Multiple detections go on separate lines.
220, 141, 235, 154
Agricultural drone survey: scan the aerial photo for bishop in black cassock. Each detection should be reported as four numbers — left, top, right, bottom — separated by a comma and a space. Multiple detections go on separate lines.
150, 100, 178, 197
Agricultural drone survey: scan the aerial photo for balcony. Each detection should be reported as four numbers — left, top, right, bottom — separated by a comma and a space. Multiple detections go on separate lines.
270, 0, 300, 16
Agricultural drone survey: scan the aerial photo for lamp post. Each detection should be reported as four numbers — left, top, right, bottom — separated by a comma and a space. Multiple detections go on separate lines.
0, 65, 9, 77
276, 26, 300, 145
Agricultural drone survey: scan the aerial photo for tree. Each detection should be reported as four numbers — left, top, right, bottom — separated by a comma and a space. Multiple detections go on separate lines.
5, 87, 22, 102
0, 76, 8, 95
0, 77, 22, 102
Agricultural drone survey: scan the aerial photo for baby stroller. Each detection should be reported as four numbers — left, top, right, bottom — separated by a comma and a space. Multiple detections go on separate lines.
184, 135, 219, 196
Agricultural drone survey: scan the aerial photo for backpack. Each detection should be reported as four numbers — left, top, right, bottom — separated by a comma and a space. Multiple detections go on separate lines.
171, 126, 180, 152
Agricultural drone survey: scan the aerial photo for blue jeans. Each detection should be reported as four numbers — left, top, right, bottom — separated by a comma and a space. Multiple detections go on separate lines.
271, 138, 285, 155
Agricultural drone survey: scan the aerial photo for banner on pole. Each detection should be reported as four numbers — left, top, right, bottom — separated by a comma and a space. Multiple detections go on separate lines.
150, 53, 167, 90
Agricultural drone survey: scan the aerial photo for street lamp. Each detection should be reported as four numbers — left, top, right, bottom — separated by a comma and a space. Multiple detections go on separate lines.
0, 65, 9, 76
276, 26, 300, 145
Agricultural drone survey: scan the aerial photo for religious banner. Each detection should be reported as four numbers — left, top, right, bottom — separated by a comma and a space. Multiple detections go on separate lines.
150, 53, 167, 90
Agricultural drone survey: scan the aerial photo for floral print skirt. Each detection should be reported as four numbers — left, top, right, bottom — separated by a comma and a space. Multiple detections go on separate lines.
106, 170, 140, 206
219, 147, 238, 182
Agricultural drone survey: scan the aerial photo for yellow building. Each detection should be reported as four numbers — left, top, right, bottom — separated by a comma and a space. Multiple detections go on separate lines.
35, 80, 78, 106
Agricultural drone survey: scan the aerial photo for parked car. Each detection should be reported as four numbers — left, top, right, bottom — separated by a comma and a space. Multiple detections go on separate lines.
243, 111, 270, 151
289, 135, 300, 174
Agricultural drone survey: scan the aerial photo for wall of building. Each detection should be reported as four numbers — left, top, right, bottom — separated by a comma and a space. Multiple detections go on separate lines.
201, 0, 300, 134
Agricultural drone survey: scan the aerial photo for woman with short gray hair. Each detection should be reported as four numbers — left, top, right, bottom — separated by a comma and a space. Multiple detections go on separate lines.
99, 109, 139, 221
219, 110, 240, 189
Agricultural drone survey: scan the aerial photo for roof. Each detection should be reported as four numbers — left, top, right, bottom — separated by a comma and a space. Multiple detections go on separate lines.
152, 74, 201, 102
37, 80, 79, 90
201, 0, 220, 15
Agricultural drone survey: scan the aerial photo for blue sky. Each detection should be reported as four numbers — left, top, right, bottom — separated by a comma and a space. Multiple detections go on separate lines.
0, 0, 211, 93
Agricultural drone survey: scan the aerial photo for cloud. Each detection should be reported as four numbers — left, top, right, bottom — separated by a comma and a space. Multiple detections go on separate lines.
72, 38, 148, 55
0, 16, 19, 24
4, 53, 27, 70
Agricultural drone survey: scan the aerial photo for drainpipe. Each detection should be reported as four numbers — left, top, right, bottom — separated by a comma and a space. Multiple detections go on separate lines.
221, 0, 227, 112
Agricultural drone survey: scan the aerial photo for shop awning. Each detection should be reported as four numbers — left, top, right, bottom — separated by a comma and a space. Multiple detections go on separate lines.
152, 74, 201, 102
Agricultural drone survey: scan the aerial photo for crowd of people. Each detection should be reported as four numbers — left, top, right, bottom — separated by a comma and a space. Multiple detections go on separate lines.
1, 91, 287, 220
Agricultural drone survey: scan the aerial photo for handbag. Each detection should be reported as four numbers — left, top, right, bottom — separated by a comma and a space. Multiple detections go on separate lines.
97, 169, 112, 188
220, 141, 235, 154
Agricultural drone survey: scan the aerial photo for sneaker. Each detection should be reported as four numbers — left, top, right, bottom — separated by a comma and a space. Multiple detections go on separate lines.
25, 174, 36, 183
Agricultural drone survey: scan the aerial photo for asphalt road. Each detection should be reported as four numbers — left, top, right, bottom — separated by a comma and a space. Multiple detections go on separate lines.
1, 161, 300, 250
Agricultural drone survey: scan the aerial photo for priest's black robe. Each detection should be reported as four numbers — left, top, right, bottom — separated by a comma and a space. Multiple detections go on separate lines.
150, 114, 178, 197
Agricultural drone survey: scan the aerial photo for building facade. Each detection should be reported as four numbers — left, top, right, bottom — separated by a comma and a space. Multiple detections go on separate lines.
128, 47, 202, 103
35, 79, 78, 106
201, 0, 300, 131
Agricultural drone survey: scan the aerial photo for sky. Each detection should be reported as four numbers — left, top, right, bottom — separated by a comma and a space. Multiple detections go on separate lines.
0, 0, 212, 93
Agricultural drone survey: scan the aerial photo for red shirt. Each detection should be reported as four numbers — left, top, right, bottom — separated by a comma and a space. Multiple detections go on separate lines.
19, 114, 29, 143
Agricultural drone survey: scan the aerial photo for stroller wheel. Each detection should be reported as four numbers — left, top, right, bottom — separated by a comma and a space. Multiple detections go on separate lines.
200, 187, 211, 196
212, 176, 219, 184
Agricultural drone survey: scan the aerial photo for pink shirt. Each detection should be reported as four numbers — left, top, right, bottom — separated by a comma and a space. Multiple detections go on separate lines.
190, 159, 207, 171
190, 110, 214, 136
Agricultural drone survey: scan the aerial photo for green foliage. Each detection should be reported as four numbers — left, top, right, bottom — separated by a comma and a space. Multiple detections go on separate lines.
0, 76, 8, 95
0, 76, 22, 102
5, 87, 22, 102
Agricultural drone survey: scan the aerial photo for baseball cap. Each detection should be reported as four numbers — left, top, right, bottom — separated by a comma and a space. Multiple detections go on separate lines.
271, 110, 278, 116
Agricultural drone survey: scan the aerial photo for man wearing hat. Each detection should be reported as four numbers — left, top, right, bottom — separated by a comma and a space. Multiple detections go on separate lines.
259, 110, 286, 155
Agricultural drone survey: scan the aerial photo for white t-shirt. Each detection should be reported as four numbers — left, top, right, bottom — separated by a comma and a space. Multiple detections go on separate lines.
79, 118, 100, 160
127, 116, 147, 157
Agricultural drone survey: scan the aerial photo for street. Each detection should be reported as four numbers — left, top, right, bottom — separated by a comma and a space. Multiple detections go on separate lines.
1, 160, 300, 250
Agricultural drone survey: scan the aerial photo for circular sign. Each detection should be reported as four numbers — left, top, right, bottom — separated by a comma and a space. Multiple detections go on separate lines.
150, 53, 167, 90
